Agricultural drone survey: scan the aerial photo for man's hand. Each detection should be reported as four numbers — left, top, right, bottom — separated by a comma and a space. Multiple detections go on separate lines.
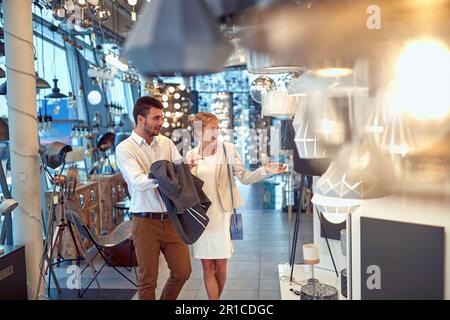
264, 162, 287, 175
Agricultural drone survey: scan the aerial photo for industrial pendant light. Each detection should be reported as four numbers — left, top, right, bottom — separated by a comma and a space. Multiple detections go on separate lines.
45, 78, 68, 99
35, 72, 51, 89
123, 0, 233, 76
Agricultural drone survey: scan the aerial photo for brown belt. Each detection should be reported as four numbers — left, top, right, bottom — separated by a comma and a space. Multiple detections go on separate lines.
131, 212, 169, 220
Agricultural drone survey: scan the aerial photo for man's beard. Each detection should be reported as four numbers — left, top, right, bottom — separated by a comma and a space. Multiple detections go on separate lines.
144, 120, 160, 137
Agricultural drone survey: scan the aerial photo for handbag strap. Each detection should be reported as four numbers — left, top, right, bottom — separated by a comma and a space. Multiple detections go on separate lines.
223, 144, 237, 215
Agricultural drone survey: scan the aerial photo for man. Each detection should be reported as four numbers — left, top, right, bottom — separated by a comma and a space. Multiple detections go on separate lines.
116, 96, 191, 300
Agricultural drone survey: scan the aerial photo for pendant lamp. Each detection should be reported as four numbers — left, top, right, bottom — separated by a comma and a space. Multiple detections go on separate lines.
246, 49, 303, 74
35, 72, 51, 89
292, 99, 304, 134
288, 70, 366, 97
312, 138, 393, 223
261, 90, 301, 119
45, 79, 68, 99
0, 73, 51, 95
0, 67, 5, 78
123, 0, 233, 76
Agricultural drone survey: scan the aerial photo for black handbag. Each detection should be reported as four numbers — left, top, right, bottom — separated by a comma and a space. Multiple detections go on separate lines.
223, 145, 243, 240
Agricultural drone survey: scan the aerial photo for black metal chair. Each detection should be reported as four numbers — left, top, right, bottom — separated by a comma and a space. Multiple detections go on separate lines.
65, 209, 137, 298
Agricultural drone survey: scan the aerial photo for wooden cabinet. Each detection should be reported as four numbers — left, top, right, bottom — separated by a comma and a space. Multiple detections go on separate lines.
95, 173, 128, 234
45, 181, 99, 260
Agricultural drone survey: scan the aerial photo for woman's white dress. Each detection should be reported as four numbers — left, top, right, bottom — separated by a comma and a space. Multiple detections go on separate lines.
192, 154, 233, 259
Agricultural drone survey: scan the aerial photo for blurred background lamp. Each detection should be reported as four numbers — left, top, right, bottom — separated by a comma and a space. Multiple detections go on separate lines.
261, 90, 301, 118
43, 142, 73, 169
0, 198, 18, 216
288, 70, 367, 97
249, 75, 276, 103
245, 49, 303, 74
87, 90, 102, 105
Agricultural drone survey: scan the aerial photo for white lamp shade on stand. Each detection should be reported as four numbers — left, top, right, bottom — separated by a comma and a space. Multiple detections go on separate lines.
261, 90, 301, 119
303, 243, 320, 265
246, 49, 303, 74
123, 0, 233, 76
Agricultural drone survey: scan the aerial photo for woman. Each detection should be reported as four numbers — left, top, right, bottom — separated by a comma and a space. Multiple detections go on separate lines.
186, 112, 285, 300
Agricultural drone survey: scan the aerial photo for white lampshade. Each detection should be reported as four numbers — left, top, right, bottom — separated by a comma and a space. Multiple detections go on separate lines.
288, 70, 367, 97
261, 90, 301, 118
303, 243, 320, 265
123, 0, 233, 76
312, 138, 393, 222
294, 116, 329, 159
246, 49, 303, 74
312, 193, 362, 223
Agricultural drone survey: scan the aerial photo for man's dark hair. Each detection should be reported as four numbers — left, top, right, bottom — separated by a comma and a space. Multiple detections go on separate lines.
133, 96, 163, 123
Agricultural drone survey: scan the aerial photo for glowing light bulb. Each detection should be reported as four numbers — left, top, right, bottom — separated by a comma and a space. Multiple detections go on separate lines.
174, 93, 181, 100
174, 103, 181, 109
391, 38, 450, 120
162, 95, 168, 102
314, 68, 353, 78
168, 86, 175, 93
165, 111, 172, 117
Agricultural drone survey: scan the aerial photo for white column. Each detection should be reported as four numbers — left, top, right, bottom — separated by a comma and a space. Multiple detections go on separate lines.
4, 0, 44, 299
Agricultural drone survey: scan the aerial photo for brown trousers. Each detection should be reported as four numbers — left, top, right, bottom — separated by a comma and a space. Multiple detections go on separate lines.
132, 216, 191, 300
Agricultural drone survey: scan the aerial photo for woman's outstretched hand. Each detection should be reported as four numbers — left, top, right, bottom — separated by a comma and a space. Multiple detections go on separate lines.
264, 162, 287, 175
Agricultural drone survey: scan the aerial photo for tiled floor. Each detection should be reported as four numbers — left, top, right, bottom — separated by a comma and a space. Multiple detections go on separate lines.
49, 181, 313, 300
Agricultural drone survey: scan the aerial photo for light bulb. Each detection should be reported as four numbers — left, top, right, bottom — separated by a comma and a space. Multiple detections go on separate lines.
168, 86, 175, 93
174, 103, 181, 109
314, 68, 353, 78
163, 102, 169, 108
174, 93, 181, 100
128, 0, 138, 6
162, 95, 168, 102
65, 0, 76, 11
165, 111, 172, 117
75, 0, 88, 7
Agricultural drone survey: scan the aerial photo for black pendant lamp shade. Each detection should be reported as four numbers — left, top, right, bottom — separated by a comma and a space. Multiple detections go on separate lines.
45, 78, 67, 99
0, 73, 51, 95
36, 73, 51, 89
0, 67, 5, 78
123, 0, 233, 76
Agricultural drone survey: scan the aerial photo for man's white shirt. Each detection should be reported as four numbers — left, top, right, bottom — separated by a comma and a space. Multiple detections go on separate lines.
116, 130, 183, 213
